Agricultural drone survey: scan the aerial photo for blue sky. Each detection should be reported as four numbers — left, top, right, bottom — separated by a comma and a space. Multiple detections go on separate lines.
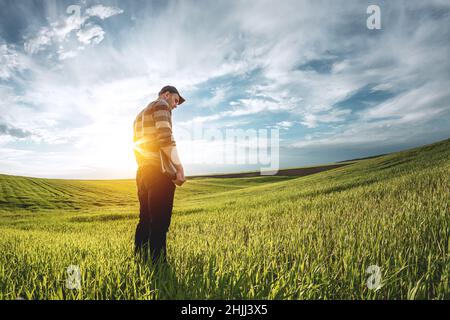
0, 0, 449, 179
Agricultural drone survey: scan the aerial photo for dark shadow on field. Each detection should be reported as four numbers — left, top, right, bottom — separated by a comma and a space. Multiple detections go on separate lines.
156, 260, 178, 295
187, 163, 354, 178
135, 253, 188, 299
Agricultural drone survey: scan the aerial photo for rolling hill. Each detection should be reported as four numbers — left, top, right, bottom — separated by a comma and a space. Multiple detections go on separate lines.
0, 138, 448, 299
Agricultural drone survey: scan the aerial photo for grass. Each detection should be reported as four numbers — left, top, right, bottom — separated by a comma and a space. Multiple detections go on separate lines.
0, 138, 449, 299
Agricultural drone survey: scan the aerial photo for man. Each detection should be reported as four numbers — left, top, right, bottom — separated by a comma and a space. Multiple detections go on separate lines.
133, 85, 186, 264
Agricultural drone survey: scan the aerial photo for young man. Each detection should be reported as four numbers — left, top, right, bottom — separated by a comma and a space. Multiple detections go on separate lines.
133, 85, 186, 264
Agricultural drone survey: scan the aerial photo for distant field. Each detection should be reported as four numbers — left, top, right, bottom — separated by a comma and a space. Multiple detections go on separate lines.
187, 162, 353, 178
0, 138, 449, 299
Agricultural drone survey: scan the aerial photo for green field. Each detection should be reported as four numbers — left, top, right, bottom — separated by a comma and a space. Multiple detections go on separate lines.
0, 138, 449, 300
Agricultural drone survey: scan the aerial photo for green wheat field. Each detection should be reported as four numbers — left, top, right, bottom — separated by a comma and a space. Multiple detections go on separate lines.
0, 138, 449, 300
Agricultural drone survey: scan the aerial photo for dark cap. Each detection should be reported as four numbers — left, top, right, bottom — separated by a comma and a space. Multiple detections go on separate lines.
158, 85, 186, 105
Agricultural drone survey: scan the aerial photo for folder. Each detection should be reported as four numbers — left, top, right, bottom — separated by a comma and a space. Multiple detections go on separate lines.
160, 150, 177, 180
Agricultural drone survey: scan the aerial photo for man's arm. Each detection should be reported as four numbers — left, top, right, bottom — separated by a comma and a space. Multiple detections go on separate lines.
153, 101, 185, 185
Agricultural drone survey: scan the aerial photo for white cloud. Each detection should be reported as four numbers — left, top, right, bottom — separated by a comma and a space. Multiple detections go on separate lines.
223, 0, 450, 131
23, 27, 53, 54
290, 108, 449, 150
209, 87, 228, 108
0, 44, 24, 79
1, 0, 449, 178
76, 24, 105, 45
51, 9, 88, 43
268, 121, 296, 131
371, 83, 393, 92
23, 4, 123, 58
362, 82, 450, 122
57, 48, 78, 60
277, 121, 294, 128
300, 108, 352, 129
86, 5, 124, 20
228, 98, 295, 117
179, 97, 297, 127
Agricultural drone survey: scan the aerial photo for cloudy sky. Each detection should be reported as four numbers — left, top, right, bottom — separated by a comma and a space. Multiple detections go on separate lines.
1, 0, 449, 179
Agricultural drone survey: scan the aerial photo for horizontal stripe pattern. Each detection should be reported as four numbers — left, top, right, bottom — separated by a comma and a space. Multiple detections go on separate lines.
133, 99, 177, 167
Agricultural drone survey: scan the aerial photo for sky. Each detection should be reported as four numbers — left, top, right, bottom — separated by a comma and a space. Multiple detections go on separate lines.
0, 0, 449, 179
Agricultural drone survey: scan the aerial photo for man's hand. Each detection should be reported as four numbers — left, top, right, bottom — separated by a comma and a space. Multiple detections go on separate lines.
173, 165, 186, 186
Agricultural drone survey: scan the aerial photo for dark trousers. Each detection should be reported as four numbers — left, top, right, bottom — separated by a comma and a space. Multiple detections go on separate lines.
134, 165, 176, 264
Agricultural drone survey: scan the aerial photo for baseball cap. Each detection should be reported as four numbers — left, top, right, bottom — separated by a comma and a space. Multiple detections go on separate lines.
159, 85, 186, 105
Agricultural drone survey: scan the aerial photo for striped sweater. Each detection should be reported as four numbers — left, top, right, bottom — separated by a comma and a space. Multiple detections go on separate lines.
133, 99, 178, 169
